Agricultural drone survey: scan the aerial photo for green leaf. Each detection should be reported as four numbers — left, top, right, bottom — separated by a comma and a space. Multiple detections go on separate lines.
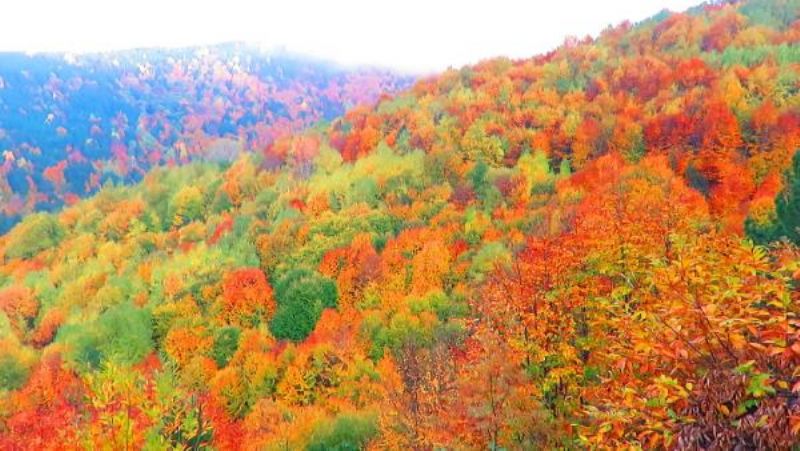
734, 360, 756, 375
747, 373, 776, 398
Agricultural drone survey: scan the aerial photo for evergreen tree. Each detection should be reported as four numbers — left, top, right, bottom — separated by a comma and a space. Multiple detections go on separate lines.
747, 149, 800, 245
775, 150, 800, 243
270, 269, 338, 341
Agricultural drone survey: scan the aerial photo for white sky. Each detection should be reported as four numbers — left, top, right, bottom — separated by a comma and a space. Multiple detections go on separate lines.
0, 0, 701, 73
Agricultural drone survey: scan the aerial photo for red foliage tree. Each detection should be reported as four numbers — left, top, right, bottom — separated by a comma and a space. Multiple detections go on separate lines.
221, 268, 275, 324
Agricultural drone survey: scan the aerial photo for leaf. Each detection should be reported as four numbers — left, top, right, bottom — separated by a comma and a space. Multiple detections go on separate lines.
755, 415, 769, 428
790, 415, 800, 435
734, 360, 756, 375
746, 373, 776, 399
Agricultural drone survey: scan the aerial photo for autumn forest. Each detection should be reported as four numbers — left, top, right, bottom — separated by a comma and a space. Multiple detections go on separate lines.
2, 0, 800, 449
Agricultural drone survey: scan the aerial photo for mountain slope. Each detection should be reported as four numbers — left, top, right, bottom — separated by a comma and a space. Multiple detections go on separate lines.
0, 43, 413, 232
1, 0, 800, 449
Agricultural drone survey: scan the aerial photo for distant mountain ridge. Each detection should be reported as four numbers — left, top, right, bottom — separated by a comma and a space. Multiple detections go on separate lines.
0, 42, 414, 232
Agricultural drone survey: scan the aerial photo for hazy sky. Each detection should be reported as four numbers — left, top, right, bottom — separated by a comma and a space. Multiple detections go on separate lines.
1, 0, 701, 72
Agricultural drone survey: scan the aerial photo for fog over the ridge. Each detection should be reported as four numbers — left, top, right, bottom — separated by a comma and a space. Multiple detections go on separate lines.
2, 0, 700, 72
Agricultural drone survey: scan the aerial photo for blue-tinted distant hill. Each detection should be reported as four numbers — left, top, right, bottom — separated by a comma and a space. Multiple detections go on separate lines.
0, 43, 414, 232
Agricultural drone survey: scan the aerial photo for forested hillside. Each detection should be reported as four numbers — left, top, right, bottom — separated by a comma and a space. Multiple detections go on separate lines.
0, 43, 412, 232
2, 0, 800, 449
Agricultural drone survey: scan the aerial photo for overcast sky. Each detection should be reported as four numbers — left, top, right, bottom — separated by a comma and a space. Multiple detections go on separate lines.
0, 0, 701, 72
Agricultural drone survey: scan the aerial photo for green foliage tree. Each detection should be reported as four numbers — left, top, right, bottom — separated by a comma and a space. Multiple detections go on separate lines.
468, 161, 502, 210
3, 213, 64, 259
270, 269, 337, 341
169, 186, 205, 227
58, 303, 154, 371
0, 353, 30, 391
307, 411, 379, 451
211, 190, 234, 214
740, 0, 800, 28
461, 120, 505, 166
744, 211, 783, 245
469, 242, 511, 281
517, 150, 555, 195
773, 150, 800, 243
212, 326, 241, 368
747, 150, 800, 244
